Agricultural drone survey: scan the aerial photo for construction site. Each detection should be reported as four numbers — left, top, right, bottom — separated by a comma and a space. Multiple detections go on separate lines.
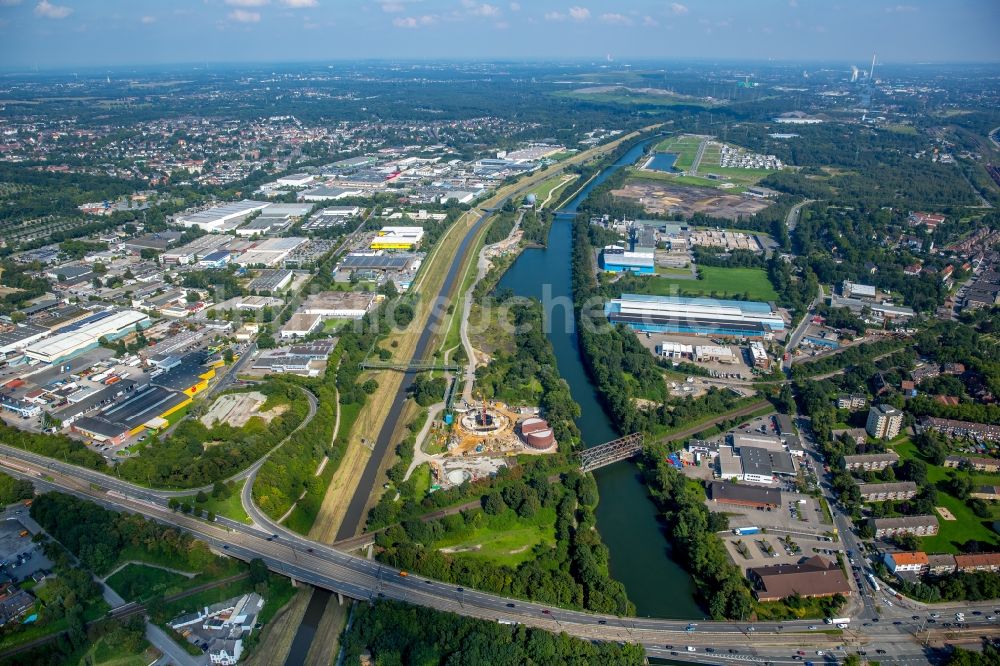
415, 400, 558, 491
200, 391, 286, 428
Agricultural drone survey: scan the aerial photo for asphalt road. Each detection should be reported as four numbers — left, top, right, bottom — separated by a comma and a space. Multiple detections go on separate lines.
1, 451, 997, 664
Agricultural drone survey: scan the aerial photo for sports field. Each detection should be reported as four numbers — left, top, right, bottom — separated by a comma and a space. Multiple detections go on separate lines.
632, 266, 778, 301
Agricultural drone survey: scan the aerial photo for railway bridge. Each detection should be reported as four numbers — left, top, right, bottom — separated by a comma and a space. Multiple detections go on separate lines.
579, 433, 644, 472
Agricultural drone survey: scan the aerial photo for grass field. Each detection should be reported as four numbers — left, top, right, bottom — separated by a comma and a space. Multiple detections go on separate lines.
189, 480, 252, 524
892, 439, 1000, 553
85, 636, 155, 666
411, 462, 432, 500
633, 266, 779, 301
106, 563, 192, 602
530, 173, 578, 208
432, 507, 557, 568
654, 135, 703, 170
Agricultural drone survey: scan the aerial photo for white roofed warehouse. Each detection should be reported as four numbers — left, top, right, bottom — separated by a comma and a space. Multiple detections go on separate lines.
25, 310, 150, 364
605, 294, 784, 339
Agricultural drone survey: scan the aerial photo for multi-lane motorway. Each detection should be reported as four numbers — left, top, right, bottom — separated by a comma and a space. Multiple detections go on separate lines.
0, 444, 996, 664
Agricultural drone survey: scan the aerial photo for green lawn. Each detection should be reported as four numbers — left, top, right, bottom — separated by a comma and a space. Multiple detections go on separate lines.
187, 479, 252, 524
432, 508, 557, 568
530, 173, 578, 207
411, 463, 432, 501
655, 265, 692, 276
892, 439, 1000, 553
90, 638, 153, 666
654, 135, 703, 170
106, 563, 193, 602
634, 266, 779, 301
86, 636, 155, 666
162, 405, 190, 428
323, 318, 353, 332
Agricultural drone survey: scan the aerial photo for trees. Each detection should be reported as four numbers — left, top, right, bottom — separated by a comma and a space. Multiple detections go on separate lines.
340, 600, 645, 666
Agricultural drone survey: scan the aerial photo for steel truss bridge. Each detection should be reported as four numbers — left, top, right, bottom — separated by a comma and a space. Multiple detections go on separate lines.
579, 433, 644, 472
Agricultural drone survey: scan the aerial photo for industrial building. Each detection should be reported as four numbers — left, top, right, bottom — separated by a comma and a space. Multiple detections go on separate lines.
605, 294, 783, 338
708, 481, 780, 509
599, 246, 655, 274
842, 280, 877, 300
174, 200, 271, 233
280, 313, 322, 339
76, 385, 191, 439
300, 292, 376, 320
748, 556, 851, 602
370, 226, 425, 250
24, 310, 149, 364
248, 269, 293, 293
866, 404, 903, 439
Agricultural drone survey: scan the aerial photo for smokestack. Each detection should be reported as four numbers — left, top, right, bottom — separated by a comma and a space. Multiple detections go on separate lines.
869, 52, 876, 81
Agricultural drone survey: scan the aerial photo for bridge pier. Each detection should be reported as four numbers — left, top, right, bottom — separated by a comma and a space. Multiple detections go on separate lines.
338, 592, 344, 606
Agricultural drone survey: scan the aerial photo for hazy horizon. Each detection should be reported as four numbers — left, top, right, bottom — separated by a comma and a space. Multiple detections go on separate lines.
1, 0, 998, 70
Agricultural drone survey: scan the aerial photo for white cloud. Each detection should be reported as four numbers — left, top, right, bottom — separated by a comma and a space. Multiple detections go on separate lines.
885, 4, 917, 12
280, 0, 318, 7
0, 0, 24, 6
544, 11, 564, 21
140, 15, 156, 24
494, 19, 509, 29
393, 14, 435, 27
225, 0, 268, 6
599, 12, 631, 25
568, 6, 589, 21
378, 0, 405, 11
670, 2, 688, 15
472, 3, 499, 16
642, 15, 658, 26
34, 0, 72, 19
228, 9, 261, 22
508, 1, 519, 10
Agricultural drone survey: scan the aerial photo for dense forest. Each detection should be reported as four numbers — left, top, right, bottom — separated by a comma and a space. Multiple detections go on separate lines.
339, 599, 645, 666
475, 298, 581, 448
375, 470, 633, 616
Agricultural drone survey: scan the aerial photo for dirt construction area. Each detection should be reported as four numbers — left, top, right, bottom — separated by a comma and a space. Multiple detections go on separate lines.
612, 179, 772, 220
201, 391, 283, 428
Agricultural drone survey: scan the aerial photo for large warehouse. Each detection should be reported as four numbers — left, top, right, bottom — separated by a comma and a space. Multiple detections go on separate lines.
605, 294, 784, 338
370, 226, 425, 250
25, 310, 150, 364
174, 200, 272, 233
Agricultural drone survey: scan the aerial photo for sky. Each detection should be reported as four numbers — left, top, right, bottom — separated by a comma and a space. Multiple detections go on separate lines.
0, 0, 998, 70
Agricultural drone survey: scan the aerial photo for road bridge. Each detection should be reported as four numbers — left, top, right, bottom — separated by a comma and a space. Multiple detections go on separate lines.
579, 433, 644, 472
0, 449, 997, 664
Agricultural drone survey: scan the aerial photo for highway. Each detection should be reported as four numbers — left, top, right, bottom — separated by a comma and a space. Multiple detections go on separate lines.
1, 446, 997, 664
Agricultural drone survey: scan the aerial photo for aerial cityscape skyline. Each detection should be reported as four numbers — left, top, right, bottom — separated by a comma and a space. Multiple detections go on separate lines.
0, 0, 998, 69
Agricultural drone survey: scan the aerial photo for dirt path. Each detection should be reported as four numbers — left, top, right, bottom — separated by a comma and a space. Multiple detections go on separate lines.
100, 560, 197, 582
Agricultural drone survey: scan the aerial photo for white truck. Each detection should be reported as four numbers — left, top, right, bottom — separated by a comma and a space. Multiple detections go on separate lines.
825, 617, 851, 625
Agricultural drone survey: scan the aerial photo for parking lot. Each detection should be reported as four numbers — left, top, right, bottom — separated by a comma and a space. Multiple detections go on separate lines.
0, 510, 52, 585
633, 331, 756, 381
724, 531, 843, 572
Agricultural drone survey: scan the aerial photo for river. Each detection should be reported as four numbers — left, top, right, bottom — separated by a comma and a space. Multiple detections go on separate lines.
497, 138, 701, 619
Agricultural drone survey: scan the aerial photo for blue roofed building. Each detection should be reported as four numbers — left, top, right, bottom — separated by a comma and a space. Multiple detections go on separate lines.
605, 294, 784, 338
599, 246, 655, 274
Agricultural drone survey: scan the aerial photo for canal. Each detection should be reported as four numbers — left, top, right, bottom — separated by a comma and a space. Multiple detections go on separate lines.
497, 138, 701, 618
